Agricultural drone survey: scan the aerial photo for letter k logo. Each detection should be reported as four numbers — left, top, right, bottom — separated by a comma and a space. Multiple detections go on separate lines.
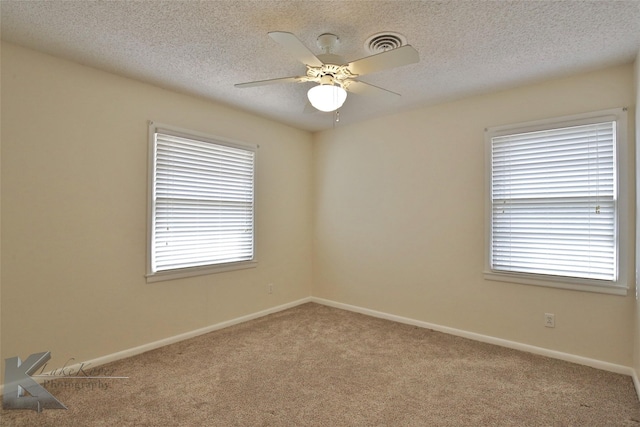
3, 352, 67, 411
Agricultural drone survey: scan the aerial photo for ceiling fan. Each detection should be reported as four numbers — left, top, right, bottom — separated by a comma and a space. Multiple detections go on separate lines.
235, 31, 419, 112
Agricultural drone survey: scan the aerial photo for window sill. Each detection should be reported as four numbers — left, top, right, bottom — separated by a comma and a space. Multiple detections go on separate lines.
483, 271, 628, 296
147, 261, 258, 283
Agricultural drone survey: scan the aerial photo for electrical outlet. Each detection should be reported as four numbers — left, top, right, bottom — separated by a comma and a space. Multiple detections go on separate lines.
544, 313, 555, 328
267, 283, 273, 294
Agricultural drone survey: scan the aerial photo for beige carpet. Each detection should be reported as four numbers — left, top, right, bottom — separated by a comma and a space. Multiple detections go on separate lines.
2, 302, 639, 426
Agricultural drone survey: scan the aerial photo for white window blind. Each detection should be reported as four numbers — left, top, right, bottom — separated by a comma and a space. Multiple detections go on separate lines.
150, 129, 255, 274
490, 121, 616, 281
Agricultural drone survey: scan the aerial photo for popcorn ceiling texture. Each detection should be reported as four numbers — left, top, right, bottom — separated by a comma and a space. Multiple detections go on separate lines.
1, 0, 639, 131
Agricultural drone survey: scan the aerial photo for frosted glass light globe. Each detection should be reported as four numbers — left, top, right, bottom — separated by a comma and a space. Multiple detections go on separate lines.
307, 84, 347, 112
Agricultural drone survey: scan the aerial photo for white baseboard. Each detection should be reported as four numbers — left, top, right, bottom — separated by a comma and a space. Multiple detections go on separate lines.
633, 370, 640, 402
4, 295, 637, 402
311, 297, 635, 377
76, 297, 313, 368
0, 297, 312, 396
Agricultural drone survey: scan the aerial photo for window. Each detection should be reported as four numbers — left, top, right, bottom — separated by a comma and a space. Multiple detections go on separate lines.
484, 108, 629, 295
147, 122, 257, 282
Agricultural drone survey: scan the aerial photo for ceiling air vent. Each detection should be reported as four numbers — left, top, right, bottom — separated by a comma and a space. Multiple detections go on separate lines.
364, 32, 407, 54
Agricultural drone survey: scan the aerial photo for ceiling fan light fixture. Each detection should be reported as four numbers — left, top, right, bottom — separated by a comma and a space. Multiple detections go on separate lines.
307, 84, 347, 112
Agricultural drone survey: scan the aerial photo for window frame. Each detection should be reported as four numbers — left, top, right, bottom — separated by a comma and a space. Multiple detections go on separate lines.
484, 108, 629, 295
146, 122, 258, 283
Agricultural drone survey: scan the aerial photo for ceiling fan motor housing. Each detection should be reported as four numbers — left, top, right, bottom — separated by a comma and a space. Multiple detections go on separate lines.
315, 33, 346, 83
306, 63, 355, 88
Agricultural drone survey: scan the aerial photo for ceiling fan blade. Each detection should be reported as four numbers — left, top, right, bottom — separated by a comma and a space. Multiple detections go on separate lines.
303, 101, 318, 114
235, 76, 306, 88
347, 45, 419, 76
344, 80, 401, 100
268, 31, 324, 67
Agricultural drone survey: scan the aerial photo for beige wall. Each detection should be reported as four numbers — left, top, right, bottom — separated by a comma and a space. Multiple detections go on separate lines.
635, 50, 640, 376
1, 39, 637, 387
0, 42, 313, 380
313, 64, 636, 366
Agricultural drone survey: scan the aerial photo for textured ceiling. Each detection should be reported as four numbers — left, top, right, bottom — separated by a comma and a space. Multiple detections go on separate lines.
2, 1, 640, 132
